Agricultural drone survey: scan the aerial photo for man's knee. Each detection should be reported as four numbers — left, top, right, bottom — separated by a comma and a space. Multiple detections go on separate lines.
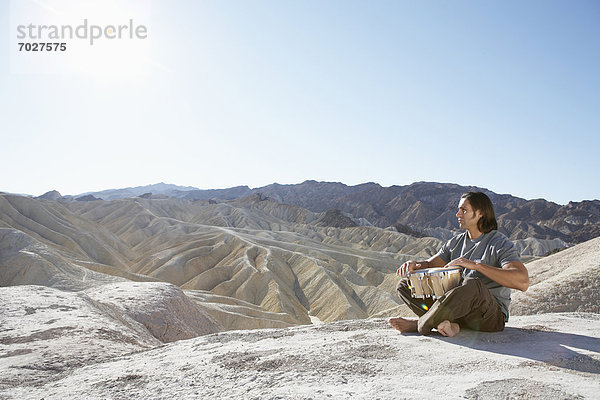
396, 277, 410, 293
396, 278, 415, 304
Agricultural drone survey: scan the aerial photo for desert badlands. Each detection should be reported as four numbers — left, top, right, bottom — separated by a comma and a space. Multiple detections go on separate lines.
1, 189, 599, 399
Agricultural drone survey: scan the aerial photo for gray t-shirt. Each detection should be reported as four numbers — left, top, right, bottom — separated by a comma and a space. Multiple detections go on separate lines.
434, 230, 521, 321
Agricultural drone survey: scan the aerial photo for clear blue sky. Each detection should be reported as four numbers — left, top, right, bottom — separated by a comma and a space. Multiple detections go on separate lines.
1, 0, 599, 204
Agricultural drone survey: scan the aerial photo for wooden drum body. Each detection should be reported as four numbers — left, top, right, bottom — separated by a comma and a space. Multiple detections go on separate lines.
406, 269, 433, 298
406, 267, 462, 299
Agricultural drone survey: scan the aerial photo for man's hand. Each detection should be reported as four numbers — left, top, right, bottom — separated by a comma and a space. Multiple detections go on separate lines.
397, 260, 423, 277
445, 257, 477, 270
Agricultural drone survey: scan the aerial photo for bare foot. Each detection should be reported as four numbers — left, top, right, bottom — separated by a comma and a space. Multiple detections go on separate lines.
437, 320, 460, 337
388, 317, 418, 333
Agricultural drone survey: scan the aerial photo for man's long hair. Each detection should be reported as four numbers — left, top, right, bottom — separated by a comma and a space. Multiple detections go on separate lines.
461, 192, 498, 233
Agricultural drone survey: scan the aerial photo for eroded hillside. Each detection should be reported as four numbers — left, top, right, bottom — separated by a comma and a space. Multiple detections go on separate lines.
2, 192, 597, 331
1, 194, 440, 328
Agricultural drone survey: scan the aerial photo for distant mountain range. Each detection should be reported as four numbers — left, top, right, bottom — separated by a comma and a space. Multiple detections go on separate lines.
76, 183, 199, 200
59, 181, 599, 245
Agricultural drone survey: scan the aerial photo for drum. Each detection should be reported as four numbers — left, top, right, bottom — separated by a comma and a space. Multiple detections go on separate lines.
406, 269, 432, 298
406, 267, 462, 299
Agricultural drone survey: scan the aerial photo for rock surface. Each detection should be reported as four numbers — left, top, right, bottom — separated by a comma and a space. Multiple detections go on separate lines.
1, 312, 598, 399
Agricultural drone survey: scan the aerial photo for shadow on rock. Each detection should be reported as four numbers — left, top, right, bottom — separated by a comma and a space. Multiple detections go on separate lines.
438, 326, 600, 374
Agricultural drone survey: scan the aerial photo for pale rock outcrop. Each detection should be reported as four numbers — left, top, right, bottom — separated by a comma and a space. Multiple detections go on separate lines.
0, 285, 161, 389
85, 282, 221, 342
510, 236, 600, 315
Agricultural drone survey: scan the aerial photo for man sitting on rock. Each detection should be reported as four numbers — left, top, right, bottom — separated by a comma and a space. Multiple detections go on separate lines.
389, 192, 529, 337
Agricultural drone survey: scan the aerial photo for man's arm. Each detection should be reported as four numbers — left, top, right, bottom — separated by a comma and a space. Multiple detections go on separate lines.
445, 258, 529, 291
397, 255, 446, 277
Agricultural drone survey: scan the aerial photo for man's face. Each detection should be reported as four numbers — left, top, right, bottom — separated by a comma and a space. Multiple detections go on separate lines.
456, 198, 481, 232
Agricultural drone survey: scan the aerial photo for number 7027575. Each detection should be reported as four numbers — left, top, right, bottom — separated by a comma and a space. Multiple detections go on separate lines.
18, 42, 66, 51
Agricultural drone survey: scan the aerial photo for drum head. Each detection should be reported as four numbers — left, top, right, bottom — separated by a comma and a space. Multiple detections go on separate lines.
407, 269, 429, 277
444, 267, 462, 273
428, 267, 461, 275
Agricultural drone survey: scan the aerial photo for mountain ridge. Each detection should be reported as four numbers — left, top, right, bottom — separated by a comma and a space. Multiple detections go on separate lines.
67, 180, 599, 244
